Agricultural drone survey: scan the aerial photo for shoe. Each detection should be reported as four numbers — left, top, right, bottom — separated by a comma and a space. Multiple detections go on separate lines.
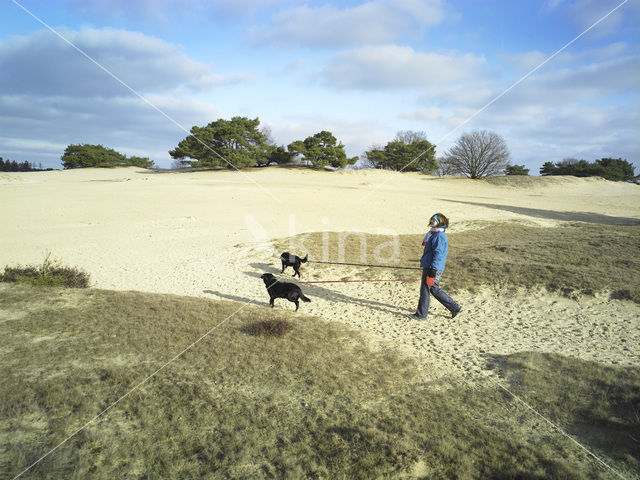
409, 313, 425, 319
451, 307, 462, 319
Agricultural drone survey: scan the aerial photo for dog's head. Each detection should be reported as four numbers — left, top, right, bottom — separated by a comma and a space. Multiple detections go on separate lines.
261, 273, 276, 284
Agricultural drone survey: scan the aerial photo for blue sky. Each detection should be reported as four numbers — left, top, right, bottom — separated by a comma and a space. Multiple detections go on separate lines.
1, 0, 638, 173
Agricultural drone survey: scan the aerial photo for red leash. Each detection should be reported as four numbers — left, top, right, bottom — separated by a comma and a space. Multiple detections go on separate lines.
298, 278, 417, 284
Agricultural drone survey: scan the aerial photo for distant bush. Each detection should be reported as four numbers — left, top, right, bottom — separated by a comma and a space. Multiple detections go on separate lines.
1, 252, 90, 288
540, 157, 636, 182
505, 164, 529, 175
61, 144, 153, 169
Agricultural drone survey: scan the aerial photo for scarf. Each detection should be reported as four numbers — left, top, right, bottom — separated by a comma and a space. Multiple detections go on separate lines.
422, 227, 444, 246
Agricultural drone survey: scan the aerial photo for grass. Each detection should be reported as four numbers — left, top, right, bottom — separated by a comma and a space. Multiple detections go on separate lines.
1, 284, 638, 479
276, 222, 640, 303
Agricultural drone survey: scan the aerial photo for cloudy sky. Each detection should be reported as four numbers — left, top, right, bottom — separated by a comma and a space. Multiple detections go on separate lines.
1, 0, 638, 173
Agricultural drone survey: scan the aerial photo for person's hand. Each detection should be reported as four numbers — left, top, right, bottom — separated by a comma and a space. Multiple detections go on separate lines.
426, 268, 437, 286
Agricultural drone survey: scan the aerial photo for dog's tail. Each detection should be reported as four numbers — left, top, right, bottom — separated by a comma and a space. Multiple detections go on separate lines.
299, 293, 311, 303
302, 254, 308, 263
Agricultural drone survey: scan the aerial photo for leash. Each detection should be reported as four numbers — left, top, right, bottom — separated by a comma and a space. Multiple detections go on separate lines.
298, 278, 417, 284
307, 260, 422, 270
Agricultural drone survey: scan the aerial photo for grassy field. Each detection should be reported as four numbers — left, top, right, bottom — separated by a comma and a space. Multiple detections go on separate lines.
2, 222, 639, 479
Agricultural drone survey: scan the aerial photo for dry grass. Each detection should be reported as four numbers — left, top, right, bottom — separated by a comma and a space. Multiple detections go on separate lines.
277, 222, 640, 303
1, 283, 638, 479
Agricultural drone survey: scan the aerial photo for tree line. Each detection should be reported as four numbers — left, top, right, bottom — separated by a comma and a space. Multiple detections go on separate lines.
5, 116, 635, 182
0, 157, 44, 172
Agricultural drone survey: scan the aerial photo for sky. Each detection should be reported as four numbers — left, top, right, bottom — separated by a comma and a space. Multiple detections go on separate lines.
1, 0, 639, 173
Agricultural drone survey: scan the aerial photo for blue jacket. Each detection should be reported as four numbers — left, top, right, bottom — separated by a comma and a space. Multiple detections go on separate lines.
420, 229, 448, 271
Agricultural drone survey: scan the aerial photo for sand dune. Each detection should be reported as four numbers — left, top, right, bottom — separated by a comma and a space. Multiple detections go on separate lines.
1, 167, 639, 378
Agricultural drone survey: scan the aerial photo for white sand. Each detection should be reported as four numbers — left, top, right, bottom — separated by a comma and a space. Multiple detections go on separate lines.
2, 167, 639, 377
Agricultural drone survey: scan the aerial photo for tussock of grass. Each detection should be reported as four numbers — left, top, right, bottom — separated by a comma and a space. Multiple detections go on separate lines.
1, 252, 90, 288
277, 222, 640, 303
243, 317, 295, 337
1, 284, 638, 479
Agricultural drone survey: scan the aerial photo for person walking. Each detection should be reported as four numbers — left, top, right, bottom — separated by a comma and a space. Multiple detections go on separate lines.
411, 213, 461, 320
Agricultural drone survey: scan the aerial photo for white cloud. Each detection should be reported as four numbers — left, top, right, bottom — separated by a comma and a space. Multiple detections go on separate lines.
494, 54, 640, 110
249, 0, 446, 48
319, 45, 486, 89
0, 93, 219, 168
0, 28, 251, 97
70, 0, 286, 23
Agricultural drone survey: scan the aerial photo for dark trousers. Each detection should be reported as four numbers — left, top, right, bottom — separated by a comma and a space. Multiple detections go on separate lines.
415, 268, 459, 318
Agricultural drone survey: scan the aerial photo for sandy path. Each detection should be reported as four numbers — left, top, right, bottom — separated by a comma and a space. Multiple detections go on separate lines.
1, 167, 639, 380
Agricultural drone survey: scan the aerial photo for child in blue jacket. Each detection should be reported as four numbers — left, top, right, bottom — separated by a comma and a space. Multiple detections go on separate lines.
411, 213, 461, 319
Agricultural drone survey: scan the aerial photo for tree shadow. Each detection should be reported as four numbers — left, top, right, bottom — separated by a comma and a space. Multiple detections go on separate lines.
444, 199, 640, 226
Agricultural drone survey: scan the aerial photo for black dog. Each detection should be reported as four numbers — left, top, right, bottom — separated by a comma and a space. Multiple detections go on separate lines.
280, 252, 308, 278
261, 273, 311, 311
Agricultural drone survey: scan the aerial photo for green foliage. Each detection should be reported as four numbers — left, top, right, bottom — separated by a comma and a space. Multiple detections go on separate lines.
539, 157, 636, 182
169, 117, 270, 168
365, 131, 437, 172
287, 130, 358, 168
265, 145, 295, 165
505, 164, 530, 175
1, 251, 90, 288
61, 144, 153, 169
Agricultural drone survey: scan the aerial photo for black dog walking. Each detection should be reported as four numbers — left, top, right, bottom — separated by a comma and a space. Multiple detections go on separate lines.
280, 252, 308, 278
261, 273, 311, 311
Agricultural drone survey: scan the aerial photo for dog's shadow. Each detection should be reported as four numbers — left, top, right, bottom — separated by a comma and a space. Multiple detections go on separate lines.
250, 262, 280, 275
205, 261, 411, 316
248, 263, 409, 316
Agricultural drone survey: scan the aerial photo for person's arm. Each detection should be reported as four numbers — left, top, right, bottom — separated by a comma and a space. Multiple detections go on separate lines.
425, 235, 445, 286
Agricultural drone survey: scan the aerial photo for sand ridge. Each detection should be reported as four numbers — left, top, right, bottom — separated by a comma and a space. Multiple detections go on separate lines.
1, 167, 639, 378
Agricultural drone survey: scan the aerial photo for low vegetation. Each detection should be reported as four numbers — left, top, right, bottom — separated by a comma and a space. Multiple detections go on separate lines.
1, 252, 90, 288
278, 222, 640, 303
1, 285, 638, 479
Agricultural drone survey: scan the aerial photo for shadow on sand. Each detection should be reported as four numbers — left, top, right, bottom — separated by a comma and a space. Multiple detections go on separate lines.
443, 199, 640, 226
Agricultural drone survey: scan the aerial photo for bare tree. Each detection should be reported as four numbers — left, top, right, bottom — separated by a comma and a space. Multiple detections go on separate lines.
394, 130, 429, 144
443, 130, 510, 179
435, 156, 457, 176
